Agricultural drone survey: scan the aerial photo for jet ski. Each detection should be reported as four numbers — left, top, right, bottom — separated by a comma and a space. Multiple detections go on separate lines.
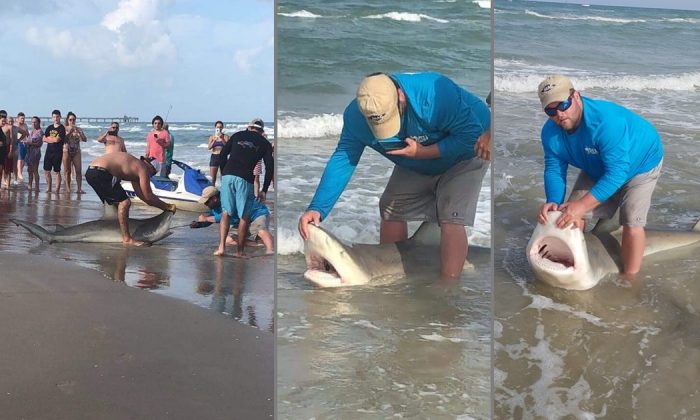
122, 160, 212, 213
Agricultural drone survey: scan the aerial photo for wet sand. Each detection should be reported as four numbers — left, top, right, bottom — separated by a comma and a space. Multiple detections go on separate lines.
0, 185, 274, 418
0, 254, 273, 419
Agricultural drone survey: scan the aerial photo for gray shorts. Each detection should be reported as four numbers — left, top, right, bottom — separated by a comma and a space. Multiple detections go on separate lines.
379, 157, 489, 226
249, 214, 269, 238
569, 160, 662, 228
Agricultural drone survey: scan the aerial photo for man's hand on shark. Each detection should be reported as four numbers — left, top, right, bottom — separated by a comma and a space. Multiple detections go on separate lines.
538, 202, 559, 224
557, 201, 588, 229
298, 210, 322, 241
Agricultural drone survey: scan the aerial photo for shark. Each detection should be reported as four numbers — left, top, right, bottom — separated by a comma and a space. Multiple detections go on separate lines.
303, 222, 490, 287
11, 205, 173, 244
526, 210, 700, 290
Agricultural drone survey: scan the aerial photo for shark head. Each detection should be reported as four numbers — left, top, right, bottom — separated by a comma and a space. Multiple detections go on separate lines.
526, 211, 597, 290
303, 224, 374, 288
132, 210, 174, 243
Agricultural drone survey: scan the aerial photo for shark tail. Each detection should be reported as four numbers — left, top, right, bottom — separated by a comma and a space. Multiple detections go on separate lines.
694, 220, 700, 232
11, 219, 53, 242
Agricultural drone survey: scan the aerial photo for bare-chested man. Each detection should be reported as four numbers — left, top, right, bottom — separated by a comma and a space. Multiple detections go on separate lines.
97, 121, 127, 153
85, 152, 176, 246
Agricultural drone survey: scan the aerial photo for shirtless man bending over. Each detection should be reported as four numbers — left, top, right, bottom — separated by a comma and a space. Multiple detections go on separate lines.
85, 152, 176, 246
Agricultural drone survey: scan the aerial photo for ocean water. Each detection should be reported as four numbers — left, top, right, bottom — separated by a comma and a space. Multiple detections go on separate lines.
494, 1, 700, 418
0, 121, 275, 333
277, 0, 493, 418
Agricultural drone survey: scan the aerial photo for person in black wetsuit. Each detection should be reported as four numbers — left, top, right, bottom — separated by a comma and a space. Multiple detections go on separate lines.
215, 118, 274, 257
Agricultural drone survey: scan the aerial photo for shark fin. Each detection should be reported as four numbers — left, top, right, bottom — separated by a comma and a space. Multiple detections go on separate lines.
693, 220, 700, 232
591, 217, 620, 234
53, 224, 66, 231
409, 222, 442, 246
11, 219, 53, 242
102, 204, 118, 220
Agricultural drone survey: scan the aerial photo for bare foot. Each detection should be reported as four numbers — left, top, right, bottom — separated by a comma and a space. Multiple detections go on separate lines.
46, 189, 52, 193
213, 247, 225, 256
123, 238, 146, 247
265, 250, 274, 255
77, 190, 86, 194
234, 252, 249, 259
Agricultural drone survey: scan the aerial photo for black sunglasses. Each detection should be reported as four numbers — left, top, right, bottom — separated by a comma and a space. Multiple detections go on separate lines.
544, 95, 573, 117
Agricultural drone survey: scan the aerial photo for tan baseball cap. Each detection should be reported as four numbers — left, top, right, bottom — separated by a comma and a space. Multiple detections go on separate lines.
538, 75, 574, 109
198, 186, 219, 204
356, 74, 400, 140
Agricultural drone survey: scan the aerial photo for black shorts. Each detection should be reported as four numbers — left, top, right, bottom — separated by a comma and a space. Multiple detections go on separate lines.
43, 149, 63, 172
209, 153, 221, 167
85, 166, 129, 205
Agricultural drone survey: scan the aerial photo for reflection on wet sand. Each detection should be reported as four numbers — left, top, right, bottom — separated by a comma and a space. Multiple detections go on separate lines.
0, 188, 274, 333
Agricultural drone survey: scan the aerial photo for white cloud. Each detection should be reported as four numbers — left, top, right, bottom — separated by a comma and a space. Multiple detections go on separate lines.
101, 0, 160, 32
233, 37, 273, 74
23, 0, 176, 69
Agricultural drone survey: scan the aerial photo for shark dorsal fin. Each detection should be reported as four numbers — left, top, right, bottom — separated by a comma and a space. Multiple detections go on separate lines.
102, 204, 119, 220
409, 222, 442, 246
694, 220, 700, 232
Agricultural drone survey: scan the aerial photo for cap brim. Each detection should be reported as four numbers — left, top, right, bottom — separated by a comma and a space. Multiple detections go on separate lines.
368, 113, 401, 140
198, 195, 211, 204
540, 91, 571, 109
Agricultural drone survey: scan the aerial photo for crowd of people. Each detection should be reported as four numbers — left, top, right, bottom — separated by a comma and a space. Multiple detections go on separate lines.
1, 109, 275, 256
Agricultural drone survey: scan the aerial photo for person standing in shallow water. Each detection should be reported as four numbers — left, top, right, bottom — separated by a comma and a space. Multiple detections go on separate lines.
42, 109, 66, 193
536, 74, 663, 276
163, 123, 175, 177
215, 118, 274, 257
15, 112, 29, 183
23, 116, 43, 192
208, 120, 229, 185
145, 115, 171, 177
97, 121, 127, 154
298, 72, 491, 280
63, 111, 88, 194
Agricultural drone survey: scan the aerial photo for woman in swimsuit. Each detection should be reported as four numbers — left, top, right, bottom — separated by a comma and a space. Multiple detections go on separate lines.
63, 111, 87, 193
22, 116, 43, 192
207, 120, 229, 185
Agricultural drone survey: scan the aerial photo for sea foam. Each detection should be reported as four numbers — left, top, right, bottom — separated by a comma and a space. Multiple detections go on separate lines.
496, 72, 700, 93
364, 12, 448, 23
278, 113, 343, 139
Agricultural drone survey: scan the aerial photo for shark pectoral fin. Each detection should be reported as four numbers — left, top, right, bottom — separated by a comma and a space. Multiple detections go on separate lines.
693, 220, 700, 232
410, 222, 442, 246
463, 259, 475, 271
101, 204, 119, 220
592, 217, 620, 234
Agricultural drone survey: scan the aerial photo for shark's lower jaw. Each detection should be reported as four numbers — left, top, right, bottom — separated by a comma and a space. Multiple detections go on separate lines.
529, 236, 576, 273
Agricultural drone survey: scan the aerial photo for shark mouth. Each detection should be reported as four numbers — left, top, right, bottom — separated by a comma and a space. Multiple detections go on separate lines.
304, 252, 344, 286
529, 236, 576, 273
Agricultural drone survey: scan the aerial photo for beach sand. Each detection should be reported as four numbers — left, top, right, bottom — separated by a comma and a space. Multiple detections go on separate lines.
0, 185, 274, 418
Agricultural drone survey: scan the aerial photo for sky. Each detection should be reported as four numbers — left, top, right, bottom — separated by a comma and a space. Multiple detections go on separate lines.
531, 0, 700, 11
0, 0, 274, 122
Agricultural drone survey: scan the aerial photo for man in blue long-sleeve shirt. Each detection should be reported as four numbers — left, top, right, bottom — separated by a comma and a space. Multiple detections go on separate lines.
298, 72, 491, 279
536, 75, 663, 275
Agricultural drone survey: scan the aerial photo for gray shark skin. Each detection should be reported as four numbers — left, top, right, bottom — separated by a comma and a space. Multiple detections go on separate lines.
11, 205, 173, 244
303, 222, 490, 287
526, 210, 700, 290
